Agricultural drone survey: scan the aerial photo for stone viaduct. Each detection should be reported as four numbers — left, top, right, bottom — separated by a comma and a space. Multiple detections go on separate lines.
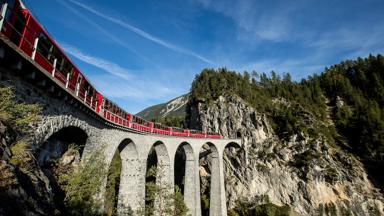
0, 34, 241, 216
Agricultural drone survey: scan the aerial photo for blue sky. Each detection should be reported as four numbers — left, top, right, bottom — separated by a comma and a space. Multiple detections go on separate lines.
24, 0, 384, 113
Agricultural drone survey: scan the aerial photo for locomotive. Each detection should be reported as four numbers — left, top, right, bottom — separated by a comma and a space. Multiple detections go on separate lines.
0, 0, 222, 139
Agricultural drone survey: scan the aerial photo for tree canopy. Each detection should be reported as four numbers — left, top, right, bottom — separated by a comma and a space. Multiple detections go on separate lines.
190, 55, 384, 162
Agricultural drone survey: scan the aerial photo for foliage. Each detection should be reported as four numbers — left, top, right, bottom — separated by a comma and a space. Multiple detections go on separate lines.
140, 165, 188, 216
104, 150, 122, 216
0, 87, 42, 134
9, 140, 33, 172
319, 55, 384, 161
1, 87, 41, 170
290, 149, 321, 168
201, 194, 210, 215
190, 55, 384, 163
59, 148, 107, 216
173, 186, 188, 216
229, 196, 291, 216
253, 203, 291, 216
152, 116, 186, 128
324, 165, 339, 184
67, 143, 82, 155
143, 165, 157, 216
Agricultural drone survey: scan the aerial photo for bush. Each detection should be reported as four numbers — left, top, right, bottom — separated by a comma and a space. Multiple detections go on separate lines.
290, 149, 320, 169
59, 148, 107, 216
9, 140, 34, 172
152, 116, 186, 128
139, 165, 188, 216
173, 186, 188, 216
104, 150, 122, 216
254, 203, 291, 216
230, 196, 292, 216
0, 87, 41, 133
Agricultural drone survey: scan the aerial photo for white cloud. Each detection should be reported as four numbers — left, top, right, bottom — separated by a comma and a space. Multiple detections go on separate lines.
90, 74, 172, 99
310, 26, 384, 52
61, 43, 132, 80
196, 0, 297, 42
197, 0, 384, 79
66, 0, 214, 65
61, 43, 183, 108
56, 0, 158, 67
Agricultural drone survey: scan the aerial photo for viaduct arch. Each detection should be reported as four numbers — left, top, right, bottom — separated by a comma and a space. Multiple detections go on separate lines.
97, 130, 240, 216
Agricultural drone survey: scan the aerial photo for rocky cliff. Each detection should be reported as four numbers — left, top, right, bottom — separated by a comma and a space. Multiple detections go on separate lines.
190, 95, 384, 215
0, 118, 82, 215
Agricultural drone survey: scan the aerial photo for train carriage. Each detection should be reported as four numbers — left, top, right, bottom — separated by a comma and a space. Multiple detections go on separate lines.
0, 0, 222, 139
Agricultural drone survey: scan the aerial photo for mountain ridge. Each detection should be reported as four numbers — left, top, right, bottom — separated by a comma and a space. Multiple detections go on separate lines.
136, 94, 189, 120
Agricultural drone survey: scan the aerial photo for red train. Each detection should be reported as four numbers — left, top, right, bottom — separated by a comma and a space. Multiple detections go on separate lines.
0, 0, 222, 139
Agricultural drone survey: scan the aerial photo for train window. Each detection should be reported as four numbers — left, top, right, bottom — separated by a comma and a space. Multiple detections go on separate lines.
62, 61, 73, 78
105, 101, 110, 110
89, 88, 94, 97
55, 50, 69, 74
76, 74, 82, 86
101, 99, 105, 109
5, 0, 15, 8
83, 81, 90, 93
4, 0, 15, 19
7, 4, 26, 45
37, 32, 55, 64
57, 55, 65, 71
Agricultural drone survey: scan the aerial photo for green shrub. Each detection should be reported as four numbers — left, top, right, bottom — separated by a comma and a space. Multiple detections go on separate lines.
254, 203, 291, 216
290, 149, 320, 168
59, 148, 107, 216
324, 165, 339, 184
173, 186, 188, 216
230, 196, 291, 216
9, 140, 33, 172
104, 150, 122, 216
152, 116, 186, 128
0, 87, 41, 133
201, 194, 210, 213
140, 165, 188, 216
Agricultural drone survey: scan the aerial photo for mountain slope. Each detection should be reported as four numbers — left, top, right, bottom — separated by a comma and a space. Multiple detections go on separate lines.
136, 94, 189, 120
187, 55, 384, 215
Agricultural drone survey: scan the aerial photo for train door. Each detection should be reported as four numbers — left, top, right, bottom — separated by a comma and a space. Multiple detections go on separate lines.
19, 12, 39, 56
76, 74, 82, 96
100, 98, 105, 116
95, 93, 102, 113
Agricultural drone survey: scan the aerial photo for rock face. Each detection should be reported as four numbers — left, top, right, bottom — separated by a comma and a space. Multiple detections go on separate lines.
190, 95, 384, 215
0, 121, 56, 216
0, 118, 82, 216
